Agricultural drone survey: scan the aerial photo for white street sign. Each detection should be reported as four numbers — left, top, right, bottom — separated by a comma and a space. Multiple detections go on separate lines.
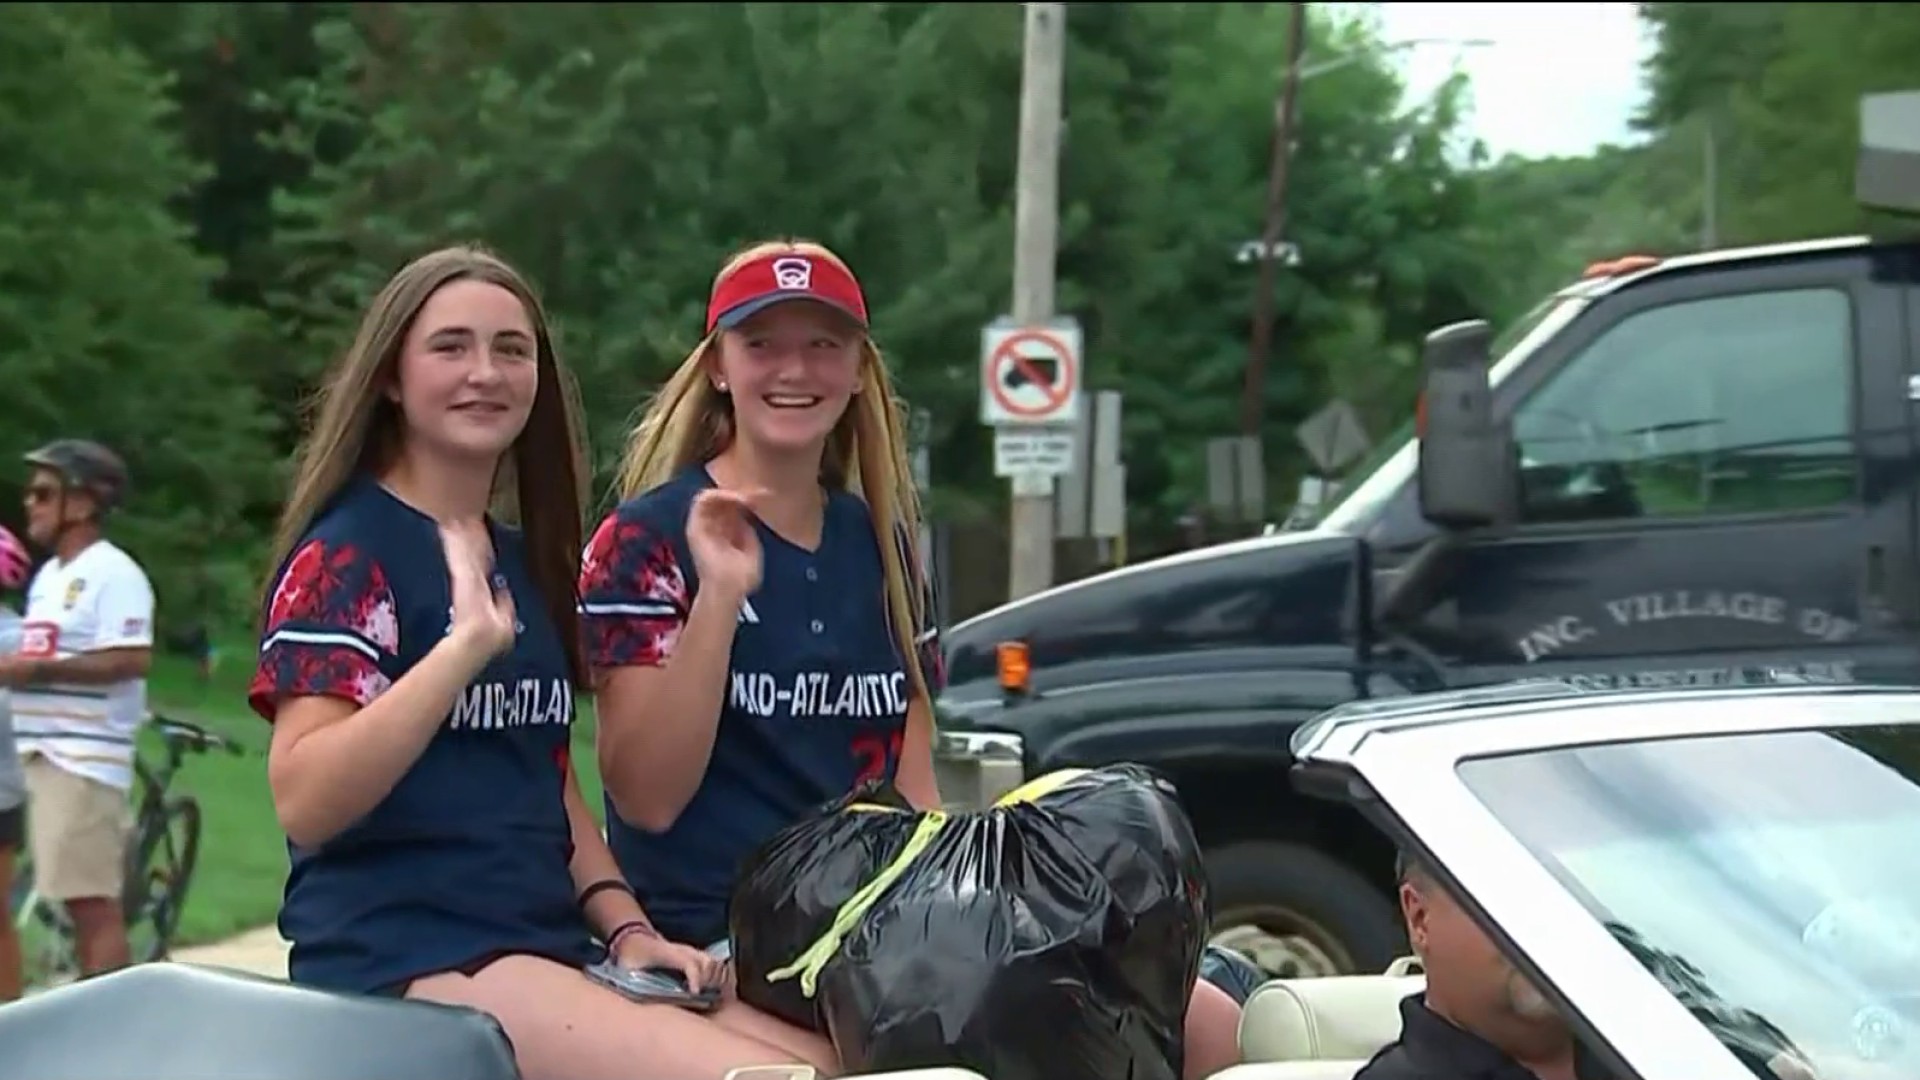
994, 427, 1075, 478
980, 320, 1082, 426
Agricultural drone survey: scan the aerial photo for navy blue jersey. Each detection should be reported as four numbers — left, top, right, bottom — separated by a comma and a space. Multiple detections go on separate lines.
579, 465, 942, 945
248, 474, 593, 994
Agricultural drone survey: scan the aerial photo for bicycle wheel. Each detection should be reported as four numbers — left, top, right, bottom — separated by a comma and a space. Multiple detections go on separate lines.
8, 849, 32, 929
125, 796, 201, 964
24, 911, 79, 987
8, 848, 77, 980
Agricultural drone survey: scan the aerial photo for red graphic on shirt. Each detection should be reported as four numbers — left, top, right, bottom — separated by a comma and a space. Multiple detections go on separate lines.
851, 729, 906, 785
579, 513, 689, 670
248, 539, 399, 721
17, 621, 58, 659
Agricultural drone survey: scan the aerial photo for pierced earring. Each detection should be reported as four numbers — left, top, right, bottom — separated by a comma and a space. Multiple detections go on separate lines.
715, 380, 729, 393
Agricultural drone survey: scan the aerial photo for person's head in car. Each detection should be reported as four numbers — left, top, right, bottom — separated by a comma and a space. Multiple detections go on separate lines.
1395, 851, 1820, 1080
1397, 851, 1569, 1053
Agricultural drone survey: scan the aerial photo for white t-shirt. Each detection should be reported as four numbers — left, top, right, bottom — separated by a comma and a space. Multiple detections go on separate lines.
13, 539, 155, 790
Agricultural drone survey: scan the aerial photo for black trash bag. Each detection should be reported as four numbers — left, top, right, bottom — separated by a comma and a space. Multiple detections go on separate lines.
771, 765, 1209, 1080
1023, 764, 1211, 1024
729, 778, 919, 1030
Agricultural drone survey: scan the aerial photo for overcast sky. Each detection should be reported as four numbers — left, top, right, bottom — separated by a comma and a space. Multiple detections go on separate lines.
1375, 2, 1654, 160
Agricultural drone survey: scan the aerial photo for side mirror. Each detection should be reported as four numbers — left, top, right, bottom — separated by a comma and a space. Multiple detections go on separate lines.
1857, 90, 1920, 216
1417, 320, 1516, 531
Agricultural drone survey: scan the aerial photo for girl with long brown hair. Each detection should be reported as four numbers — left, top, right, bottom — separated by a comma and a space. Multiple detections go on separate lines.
578, 238, 1243, 1078
248, 245, 835, 1080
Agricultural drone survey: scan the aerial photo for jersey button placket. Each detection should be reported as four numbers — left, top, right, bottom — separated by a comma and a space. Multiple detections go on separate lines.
804, 561, 826, 636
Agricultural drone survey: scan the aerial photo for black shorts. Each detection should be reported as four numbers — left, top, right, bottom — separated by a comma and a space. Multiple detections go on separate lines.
375, 949, 568, 999
0, 804, 21, 852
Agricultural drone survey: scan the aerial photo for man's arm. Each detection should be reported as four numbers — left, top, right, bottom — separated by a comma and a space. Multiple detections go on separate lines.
21, 557, 157, 686
20, 646, 151, 686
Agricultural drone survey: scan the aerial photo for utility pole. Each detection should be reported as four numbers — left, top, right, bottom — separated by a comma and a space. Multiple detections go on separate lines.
1700, 114, 1719, 250
1239, 1, 1309, 437
1007, 1, 1066, 601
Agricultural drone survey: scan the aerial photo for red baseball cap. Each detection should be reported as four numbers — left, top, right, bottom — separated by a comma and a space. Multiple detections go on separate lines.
705, 249, 869, 334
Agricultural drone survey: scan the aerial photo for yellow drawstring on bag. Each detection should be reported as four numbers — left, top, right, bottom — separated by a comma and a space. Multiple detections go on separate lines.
765, 810, 950, 999
763, 768, 1088, 999
992, 767, 1088, 808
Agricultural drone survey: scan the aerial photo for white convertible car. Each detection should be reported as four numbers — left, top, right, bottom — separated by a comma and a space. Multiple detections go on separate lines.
1215, 680, 1920, 1080
2, 681, 1911, 1080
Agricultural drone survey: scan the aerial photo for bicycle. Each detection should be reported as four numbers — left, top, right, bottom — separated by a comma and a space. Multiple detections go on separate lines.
7, 713, 242, 985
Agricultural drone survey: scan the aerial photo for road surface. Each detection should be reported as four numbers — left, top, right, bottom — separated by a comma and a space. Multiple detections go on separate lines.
170, 926, 289, 978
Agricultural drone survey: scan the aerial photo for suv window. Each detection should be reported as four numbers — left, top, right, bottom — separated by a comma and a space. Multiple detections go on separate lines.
1513, 288, 1856, 523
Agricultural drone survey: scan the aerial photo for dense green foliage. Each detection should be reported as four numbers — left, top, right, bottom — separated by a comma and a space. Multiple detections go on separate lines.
1, 2, 1909, 625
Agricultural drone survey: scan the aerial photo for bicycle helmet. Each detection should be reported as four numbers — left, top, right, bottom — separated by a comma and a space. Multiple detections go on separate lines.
23, 438, 130, 513
0, 525, 27, 589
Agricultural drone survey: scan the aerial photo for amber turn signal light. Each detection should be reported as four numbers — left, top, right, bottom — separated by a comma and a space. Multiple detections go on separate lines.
996, 641, 1031, 695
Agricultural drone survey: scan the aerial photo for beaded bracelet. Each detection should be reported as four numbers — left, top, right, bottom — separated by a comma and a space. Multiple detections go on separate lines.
605, 919, 659, 956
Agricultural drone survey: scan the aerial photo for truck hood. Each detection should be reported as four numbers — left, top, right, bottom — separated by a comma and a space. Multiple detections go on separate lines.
940, 527, 1363, 710
947, 528, 1353, 649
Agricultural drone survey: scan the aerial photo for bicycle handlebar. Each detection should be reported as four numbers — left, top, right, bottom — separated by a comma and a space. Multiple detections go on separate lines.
149, 713, 244, 757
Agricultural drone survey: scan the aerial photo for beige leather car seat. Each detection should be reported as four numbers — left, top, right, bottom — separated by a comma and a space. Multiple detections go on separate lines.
730, 958, 1423, 1080
731, 1068, 990, 1080
1208, 957, 1425, 1080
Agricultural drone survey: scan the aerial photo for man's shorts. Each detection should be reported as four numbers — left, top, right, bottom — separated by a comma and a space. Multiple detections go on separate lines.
0, 802, 21, 852
23, 756, 130, 902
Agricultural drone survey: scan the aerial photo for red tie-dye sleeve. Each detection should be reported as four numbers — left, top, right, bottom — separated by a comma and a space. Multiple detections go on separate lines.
577, 510, 691, 671
248, 539, 400, 722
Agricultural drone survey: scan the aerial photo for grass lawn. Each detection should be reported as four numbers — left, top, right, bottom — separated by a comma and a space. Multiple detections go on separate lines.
147, 641, 606, 949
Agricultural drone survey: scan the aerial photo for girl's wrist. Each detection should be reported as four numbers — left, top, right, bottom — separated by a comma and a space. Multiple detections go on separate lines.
690, 584, 747, 619
431, 627, 497, 679
606, 918, 659, 956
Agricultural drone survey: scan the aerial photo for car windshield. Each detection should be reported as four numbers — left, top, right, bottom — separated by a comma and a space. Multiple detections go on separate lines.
1459, 726, 1920, 1079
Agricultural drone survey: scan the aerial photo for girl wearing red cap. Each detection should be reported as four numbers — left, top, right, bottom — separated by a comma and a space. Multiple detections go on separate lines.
248, 246, 832, 1080
579, 238, 1243, 1078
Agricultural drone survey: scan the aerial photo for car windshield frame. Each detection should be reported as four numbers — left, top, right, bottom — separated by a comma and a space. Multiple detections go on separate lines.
1300, 686, 1920, 1080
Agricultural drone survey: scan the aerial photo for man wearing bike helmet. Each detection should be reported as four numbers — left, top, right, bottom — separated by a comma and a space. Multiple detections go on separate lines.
0, 524, 30, 1000
0, 440, 153, 975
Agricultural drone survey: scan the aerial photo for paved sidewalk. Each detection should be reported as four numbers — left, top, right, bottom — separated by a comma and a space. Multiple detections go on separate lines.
170, 926, 289, 978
